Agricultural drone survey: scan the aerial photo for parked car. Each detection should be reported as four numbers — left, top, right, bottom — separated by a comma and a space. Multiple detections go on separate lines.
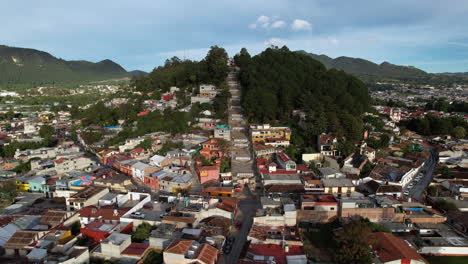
131, 212, 145, 219
235, 221, 242, 230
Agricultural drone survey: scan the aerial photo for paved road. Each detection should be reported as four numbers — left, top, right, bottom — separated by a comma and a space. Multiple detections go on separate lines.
409, 151, 438, 201
220, 188, 259, 264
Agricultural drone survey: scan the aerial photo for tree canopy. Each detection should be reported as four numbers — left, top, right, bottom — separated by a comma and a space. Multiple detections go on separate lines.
235, 46, 371, 152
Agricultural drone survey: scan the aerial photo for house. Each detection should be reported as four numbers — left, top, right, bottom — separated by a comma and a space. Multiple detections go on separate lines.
253, 143, 279, 157
321, 178, 355, 197
341, 197, 395, 223
79, 206, 129, 225
341, 153, 368, 175
28, 176, 47, 192
250, 124, 291, 146
65, 186, 109, 211
276, 153, 296, 171
244, 244, 307, 264
131, 162, 160, 181
100, 232, 131, 259
150, 154, 170, 168
317, 133, 341, 157
39, 210, 75, 229
94, 174, 135, 193
369, 232, 428, 264
4, 230, 46, 256
199, 138, 226, 160
80, 221, 120, 242
297, 194, 338, 223
363, 180, 402, 197
163, 239, 219, 264
55, 155, 96, 174
253, 197, 297, 227
214, 125, 231, 140
155, 171, 192, 194
197, 165, 220, 185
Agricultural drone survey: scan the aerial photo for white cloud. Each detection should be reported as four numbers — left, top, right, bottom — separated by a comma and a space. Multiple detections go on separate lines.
291, 19, 312, 31
264, 37, 286, 47
271, 20, 286, 28
249, 15, 276, 29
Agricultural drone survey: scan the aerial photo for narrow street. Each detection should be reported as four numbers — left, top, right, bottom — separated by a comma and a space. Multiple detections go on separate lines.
220, 67, 261, 264
409, 150, 438, 200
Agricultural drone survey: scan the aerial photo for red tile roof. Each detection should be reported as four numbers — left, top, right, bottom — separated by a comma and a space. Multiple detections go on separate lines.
165, 239, 193, 255
195, 243, 218, 264
122, 242, 149, 256
369, 232, 428, 264
247, 244, 304, 264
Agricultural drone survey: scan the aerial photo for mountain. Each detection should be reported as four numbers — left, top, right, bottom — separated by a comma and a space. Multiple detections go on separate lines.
438, 72, 468, 77
0, 45, 131, 85
297, 51, 468, 85
128, 70, 149, 77
297, 50, 430, 82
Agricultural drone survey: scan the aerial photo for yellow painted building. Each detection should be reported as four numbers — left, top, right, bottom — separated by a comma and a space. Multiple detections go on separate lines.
250, 124, 291, 143
15, 180, 29, 191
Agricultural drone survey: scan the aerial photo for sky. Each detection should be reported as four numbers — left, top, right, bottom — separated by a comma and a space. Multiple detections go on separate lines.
1, 0, 468, 73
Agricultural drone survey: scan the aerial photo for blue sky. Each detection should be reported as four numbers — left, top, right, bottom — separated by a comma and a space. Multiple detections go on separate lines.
1, 0, 468, 73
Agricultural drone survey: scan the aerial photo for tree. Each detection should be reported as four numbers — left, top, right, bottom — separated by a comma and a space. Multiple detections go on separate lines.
204, 46, 229, 85
220, 157, 231, 173
453, 126, 466, 139
142, 250, 163, 264
131, 222, 157, 242
334, 220, 373, 264
39, 124, 55, 139
136, 138, 153, 150
217, 139, 229, 158
434, 200, 458, 212
1, 181, 17, 203
71, 221, 81, 235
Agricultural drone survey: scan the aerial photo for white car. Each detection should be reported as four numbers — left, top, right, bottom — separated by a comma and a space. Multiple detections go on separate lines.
131, 212, 145, 219
404, 190, 410, 195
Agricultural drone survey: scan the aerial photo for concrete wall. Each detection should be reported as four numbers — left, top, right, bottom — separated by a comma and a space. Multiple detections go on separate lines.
341, 208, 395, 222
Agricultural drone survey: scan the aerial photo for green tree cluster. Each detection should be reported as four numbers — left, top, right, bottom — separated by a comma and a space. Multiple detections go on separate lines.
131, 222, 157, 242
236, 47, 370, 147
366, 134, 390, 149
131, 46, 229, 93
400, 116, 468, 138
425, 99, 468, 114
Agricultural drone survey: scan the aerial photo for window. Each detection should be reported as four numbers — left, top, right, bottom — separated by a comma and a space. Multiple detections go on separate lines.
330, 207, 335, 210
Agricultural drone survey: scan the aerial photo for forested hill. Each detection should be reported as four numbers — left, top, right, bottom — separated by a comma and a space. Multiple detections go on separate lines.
0, 45, 132, 86
297, 50, 468, 84
235, 46, 370, 146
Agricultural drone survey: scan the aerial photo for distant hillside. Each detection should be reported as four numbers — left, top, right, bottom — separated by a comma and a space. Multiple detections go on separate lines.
297, 50, 468, 84
0, 45, 131, 85
129, 70, 149, 77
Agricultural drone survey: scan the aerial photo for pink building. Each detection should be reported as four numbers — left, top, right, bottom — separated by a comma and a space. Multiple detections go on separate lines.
197, 165, 220, 185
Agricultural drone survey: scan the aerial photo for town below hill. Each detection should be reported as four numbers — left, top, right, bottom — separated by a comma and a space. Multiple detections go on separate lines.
0, 46, 466, 264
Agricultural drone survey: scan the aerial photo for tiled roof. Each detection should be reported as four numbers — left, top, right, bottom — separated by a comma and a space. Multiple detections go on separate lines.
247, 244, 304, 264
163, 216, 196, 224
122, 242, 149, 256
4, 230, 39, 249
369, 232, 428, 264
194, 243, 218, 264
39, 210, 69, 227
165, 239, 192, 255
